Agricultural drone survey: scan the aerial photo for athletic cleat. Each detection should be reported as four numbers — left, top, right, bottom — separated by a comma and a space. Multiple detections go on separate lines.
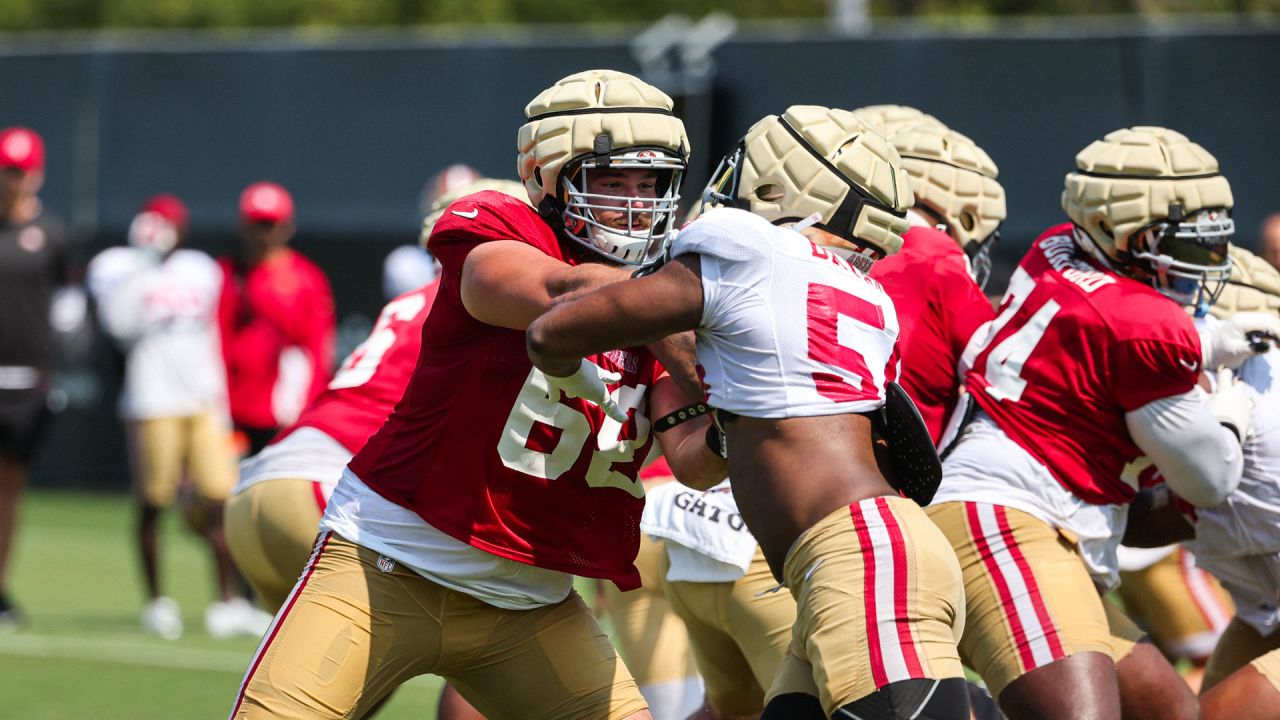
205, 597, 272, 639
0, 593, 26, 630
141, 596, 183, 640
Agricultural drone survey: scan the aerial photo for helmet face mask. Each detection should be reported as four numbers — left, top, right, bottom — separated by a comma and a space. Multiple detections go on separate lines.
964, 222, 1000, 290
559, 148, 684, 265
1062, 126, 1236, 308
517, 70, 691, 266
701, 142, 745, 211
1127, 206, 1233, 307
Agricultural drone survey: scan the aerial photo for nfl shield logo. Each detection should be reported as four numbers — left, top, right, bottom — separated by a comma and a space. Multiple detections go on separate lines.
377, 555, 396, 573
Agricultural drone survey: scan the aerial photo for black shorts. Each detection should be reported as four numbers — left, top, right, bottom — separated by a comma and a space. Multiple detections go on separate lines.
0, 389, 50, 464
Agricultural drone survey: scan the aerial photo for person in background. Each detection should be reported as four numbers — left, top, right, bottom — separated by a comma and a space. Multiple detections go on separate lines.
86, 195, 264, 639
1259, 213, 1280, 273
217, 181, 336, 457
381, 163, 483, 302
0, 126, 75, 627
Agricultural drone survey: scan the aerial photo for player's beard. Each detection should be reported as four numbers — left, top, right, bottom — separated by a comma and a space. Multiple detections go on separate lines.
601, 213, 652, 233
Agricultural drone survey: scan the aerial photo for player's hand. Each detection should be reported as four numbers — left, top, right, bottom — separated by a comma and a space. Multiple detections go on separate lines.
1202, 312, 1280, 370
545, 360, 628, 423
1208, 368, 1254, 443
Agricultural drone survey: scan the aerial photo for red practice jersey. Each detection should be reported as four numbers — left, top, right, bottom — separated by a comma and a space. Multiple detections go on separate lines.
218, 249, 337, 429
277, 281, 438, 453
965, 223, 1202, 505
870, 226, 995, 445
348, 191, 662, 590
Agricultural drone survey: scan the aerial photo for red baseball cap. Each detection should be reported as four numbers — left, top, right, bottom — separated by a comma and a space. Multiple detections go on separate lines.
239, 181, 294, 224
0, 127, 45, 173
140, 194, 189, 233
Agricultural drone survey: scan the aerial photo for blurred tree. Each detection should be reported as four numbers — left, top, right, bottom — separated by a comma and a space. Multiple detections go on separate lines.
0, 0, 1275, 30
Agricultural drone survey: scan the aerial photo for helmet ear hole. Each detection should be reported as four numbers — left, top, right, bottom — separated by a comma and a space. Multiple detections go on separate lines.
532, 168, 543, 188
754, 183, 784, 202
959, 210, 976, 232
1098, 219, 1112, 238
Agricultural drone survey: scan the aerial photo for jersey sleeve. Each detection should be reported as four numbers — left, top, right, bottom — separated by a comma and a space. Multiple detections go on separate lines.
671, 207, 772, 264
1111, 337, 1202, 411
1107, 292, 1202, 411
672, 208, 773, 330
427, 191, 557, 307
86, 248, 149, 345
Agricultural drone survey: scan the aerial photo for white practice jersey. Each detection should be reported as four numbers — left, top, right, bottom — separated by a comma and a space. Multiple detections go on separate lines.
87, 247, 227, 420
1191, 331, 1280, 620
672, 207, 898, 418
232, 426, 349, 499
939, 411, 1129, 591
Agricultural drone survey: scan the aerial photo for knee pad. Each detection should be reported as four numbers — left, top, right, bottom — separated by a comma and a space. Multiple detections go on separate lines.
835, 677, 971, 719
761, 692, 826, 719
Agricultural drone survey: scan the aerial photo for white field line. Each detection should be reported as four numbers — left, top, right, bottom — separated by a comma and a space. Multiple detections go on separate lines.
0, 633, 439, 690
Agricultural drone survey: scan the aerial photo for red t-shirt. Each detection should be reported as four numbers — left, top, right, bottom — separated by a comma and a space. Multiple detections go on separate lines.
218, 248, 336, 429
348, 191, 661, 590
870, 226, 995, 445
966, 223, 1202, 505
277, 281, 438, 453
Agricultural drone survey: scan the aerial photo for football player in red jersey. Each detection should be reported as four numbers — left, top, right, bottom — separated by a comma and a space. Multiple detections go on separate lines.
226, 178, 525, 720
528, 106, 971, 720
923, 127, 1251, 720
217, 181, 337, 456
858, 113, 1003, 447
229, 70, 721, 720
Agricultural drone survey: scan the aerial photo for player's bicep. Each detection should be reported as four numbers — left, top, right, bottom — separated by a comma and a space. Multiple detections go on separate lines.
460, 241, 576, 330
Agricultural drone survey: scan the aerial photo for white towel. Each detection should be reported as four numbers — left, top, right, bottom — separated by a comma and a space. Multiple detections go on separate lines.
641, 480, 759, 582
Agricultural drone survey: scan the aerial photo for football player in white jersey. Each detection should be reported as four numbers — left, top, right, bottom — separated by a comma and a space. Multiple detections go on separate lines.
1125, 245, 1280, 720
528, 106, 970, 720
86, 195, 250, 640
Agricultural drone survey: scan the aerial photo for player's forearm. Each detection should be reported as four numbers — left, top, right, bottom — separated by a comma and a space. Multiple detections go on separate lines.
646, 332, 703, 402
650, 375, 726, 491
660, 423, 728, 491
527, 290, 663, 377
529, 266, 703, 377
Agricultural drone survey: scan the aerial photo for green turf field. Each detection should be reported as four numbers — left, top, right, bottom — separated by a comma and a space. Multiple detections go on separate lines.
0, 490, 444, 719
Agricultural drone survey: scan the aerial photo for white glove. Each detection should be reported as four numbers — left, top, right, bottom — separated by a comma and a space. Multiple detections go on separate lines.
545, 360, 628, 423
1201, 312, 1280, 370
1207, 368, 1254, 443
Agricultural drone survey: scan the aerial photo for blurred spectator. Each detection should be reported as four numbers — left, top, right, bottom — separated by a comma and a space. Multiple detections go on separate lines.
217, 182, 336, 456
1261, 213, 1280, 272
0, 127, 75, 627
380, 163, 480, 301
87, 195, 264, 639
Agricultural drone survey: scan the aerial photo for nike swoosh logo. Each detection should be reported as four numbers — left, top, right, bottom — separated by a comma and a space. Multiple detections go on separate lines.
1179, 358, 1199, 371
452, 209, 479, 219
